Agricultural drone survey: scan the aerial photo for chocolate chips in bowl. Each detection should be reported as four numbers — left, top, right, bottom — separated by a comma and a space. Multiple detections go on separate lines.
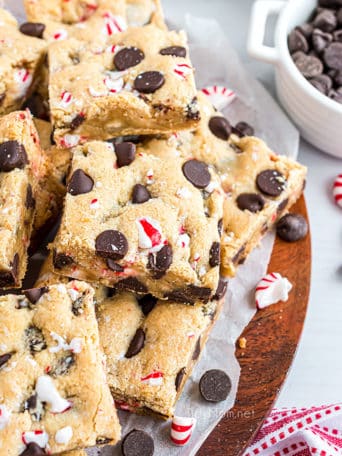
288, 0, 342, 104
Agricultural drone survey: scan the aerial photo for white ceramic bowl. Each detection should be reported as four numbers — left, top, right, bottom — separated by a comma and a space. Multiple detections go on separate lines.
247, 0, 342, 158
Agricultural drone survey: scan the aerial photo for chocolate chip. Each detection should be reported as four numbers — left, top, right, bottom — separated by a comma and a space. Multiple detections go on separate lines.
175, 367, 186, 391
25, 326, 46, 353
25, 184, 35, 209
295, 53, 324, 77
233, 121, 255, 137
199, 369, 232, 402
95, 230, 128, 260
20, 443, 46, 456
209, 242, 220, 267
324, 42, 342, 69
165, 285, 211, 305
277, 198, 289, 214
313, 9, 337, 32
288, 29, 309, 53
218, 219, 223, 236
23, 93, 49, 120
20, 22, 45, 38
256, 170, 286, 197
276, 213, 308, 242
132, 184, 151, 204
192, 337, 201, 361
148, 245, 173, 278
134, 71, 165, 93
53, 252, 74, 270
160, 46, 187, 57
182, 160, 211, 189
186, 96, 200, 121
67, 169, 94, 195
122, 430, 154, 456
70, 114, 85, 130
24, 287, 48, 304
213, 278, 228, 300
114, 142, 136, 167
71, 296, 85, 316
25, 393, 43, 421
312, 29, 333, 53
138, 294, 157, 316
236, 193, 265, 213
52, 354, 75, 376
0, 353, 12, 368
0, 141, 28, 172
114, 47, 145, 71
107, 259, 124, 272
208, 116, 231, 140
125, 328, 145, 358
117, 277, 148, 294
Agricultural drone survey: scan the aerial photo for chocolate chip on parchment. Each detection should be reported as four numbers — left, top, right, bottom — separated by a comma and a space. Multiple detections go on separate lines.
20, 22, 46, 38
256, 170, 286, 197
25, 184, 35, 209
0, 353, 12, 369
148, 245, 173, 278
53, 251, 74, 270
209, 242, 220, 267
233, 121, 255, 137
208, 116, 231, 140
24, 287, 48, 304
95, 230, 128, 260
114, 47, 145, 71
312, 29, 333, 53
213, 278, 228, 300
138, 294, 157, 316
276, 213, 308, 242
199, 369, 232, 402
294, 53, 324, 77
117, 277, 148, 294
20, 442, 46, 456
313, 9, 337, 32
160, 46, 187, 57
114, 142, 136, 167
175, 367, 186, 391
288, 29, 309, 54
132, 184, 151, 204
134, 71, 165, 94
182, 160, 211, 189
107, 259, 124, 272
67, 169, 94, 195
0, 141, 28, 172
125, 328, 145, 358
324, 42, 342, 69
122, 430, 154, 456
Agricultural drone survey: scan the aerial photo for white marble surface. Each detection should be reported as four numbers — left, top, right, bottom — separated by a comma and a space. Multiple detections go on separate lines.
163, 0, 342, 408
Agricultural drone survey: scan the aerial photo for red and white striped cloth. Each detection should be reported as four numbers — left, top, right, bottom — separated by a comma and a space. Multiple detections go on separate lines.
245, 404, 342, 456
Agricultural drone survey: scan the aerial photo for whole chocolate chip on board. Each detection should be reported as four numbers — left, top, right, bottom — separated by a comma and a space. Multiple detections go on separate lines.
208, 116, 232, 140
114, 47, 145, 71
25, 184, 35, 209
160, 46, 187, 57
117, 277, 148, 294
175, 367, 186, 391
0, 140, 28, 172
122, 429, 154, 456
134, 71, 165, 94
276, 213, 308, 242
199, 369, 232, 402
53, 252, 74, 269
95, 230, 128, 260
20, 443, 46, 456
288, 29, 309, 54
209, 242, 220, 267
114, 142, 136, 167
125, 328, 145, 358
294, 53, 324, 77
24, 287, 48, 304
313, 9, 337, 32
0, 353, 12, 368
213, 278, 228, 300
132, 184, 151, 204
312, 29, 333, 53
182, 159, 211, 189
138, 294, 157, 316
19, 22, 46, 38
233, 121, 255, 137
237, 193, 265, 213
67, 169, 94, 195
324, 42, 342, 69
106, 259, 124, 272
256, 169, 287, 197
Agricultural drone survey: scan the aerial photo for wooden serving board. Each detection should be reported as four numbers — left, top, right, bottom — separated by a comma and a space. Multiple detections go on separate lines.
198, 196, 311, 456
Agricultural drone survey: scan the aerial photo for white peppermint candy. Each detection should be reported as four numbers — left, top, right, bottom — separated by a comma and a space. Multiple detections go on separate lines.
176, 187, 192, 199
171, 416, 196, 446
103, 12, 127, 35
255, 272, 292, 309
53, 29, 68, 41
146, 169, 154, 184
177, 233, 190, 248
140, 371, 163, 386
136, 217, 163, 250
36, 376, 72, 413
333, 174, 342, 208
22, 430, 49, 448
55, 426, 73, 445
13, 69, 32, 98
104, 74, 124, 93
88, 86, 107, 98
60, 134, 80, 148
49, 332, 82, 354
173, 63, 193, 80
201, 85, 236, 111
60, 91, 73, 108
0, 404, 11, 430
68, 338, 82, 354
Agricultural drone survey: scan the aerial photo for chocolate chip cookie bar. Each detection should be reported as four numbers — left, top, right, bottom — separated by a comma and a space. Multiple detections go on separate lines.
0, 8, 46, 116
48, 24, 199, 146
97, 290, 226, 419
0, 111, 46, 288
51, 138, 224, 303
0, 281, 121, 455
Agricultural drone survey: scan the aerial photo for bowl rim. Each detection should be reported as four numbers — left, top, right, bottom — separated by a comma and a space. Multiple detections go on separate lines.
275, 0, 342, 114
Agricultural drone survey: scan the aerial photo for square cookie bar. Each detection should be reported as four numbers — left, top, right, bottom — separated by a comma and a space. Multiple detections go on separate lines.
52, 139, 224, 303
48, 25, 199, 146
97, 290, 226, 419
0, 111, 46, 288
0, 282, 121, 455
0, 9, 46, 116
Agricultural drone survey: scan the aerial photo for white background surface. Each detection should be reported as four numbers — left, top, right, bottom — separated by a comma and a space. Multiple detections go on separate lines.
163, 0, 342, 408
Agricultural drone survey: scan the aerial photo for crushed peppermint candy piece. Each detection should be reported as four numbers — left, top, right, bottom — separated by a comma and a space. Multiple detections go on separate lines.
36, 376, 72, 413
90, 198, 100, 209
136, 217, 163, 250
53, 29, 68, 41
14, 69, 32, 98
22, 430, 49, 448
177, 233, 190, 248
60, 134, 80, 148
255, 272, 292, 309
173, 63, 193, 80
88, 86, 107, 97
49, 332, 82, 354
205, 181, 219, 194
201, 85, 237, 110
68, 338, 82, 354
60, 91, 73, 108
171, 416, 196, 446
333, 174, 342, 208
140, 371, 163, 386
55, 426, 73, 445
103, 12, 127, 35
104, 72, 125, 93
0, 404, 11, 430
176, 187, 192, 199
146, 169, 154, 184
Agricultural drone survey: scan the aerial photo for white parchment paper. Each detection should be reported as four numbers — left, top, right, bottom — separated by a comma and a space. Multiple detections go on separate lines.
5, 2, 299, 454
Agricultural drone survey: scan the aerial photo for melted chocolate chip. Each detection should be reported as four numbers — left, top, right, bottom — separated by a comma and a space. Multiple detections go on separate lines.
132, 184, 151, 204
134, 71, 165, 93
114, 142, 136, 167
19, 22, 45, 38
256, 170, 287, 197
209, 116, 232, 140
160, 46, 187, 57
67, 169, 94, 195
25, 326, 47, 353
192, 337, 201, 361
70, 114, 85, 130
107, 259, 124, 272
236, 193, 265, 213
186, 96, 200, 120
182, 160, 211, 189
52, 354, 75, 376
138, 295, 157, 316
276, 213, 308, 242
20, 442, 46, 456
117, 277, 148, 294
125, 328, 145, 358
24, 287, 48, 304
53, 251, 74, 270
114, 47, 145, 70
175, 367, 186, 391
199, 369, 232, 402
71, 295, 85, 316
213, 278, 228, 300
209, 242, 220, 267
122, 430, 154, 456
25, 184, 35, 209
0, 353, 12, 369
95, 230, 128, 260
24, 392, 44, 422
148, 245, 173, 278
0, 141, 28, 172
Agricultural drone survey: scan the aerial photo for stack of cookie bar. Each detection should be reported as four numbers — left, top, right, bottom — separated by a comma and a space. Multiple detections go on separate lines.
0, 1, 307, 454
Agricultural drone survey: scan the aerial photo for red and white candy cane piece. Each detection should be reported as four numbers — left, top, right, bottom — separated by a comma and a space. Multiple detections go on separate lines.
140, 371, 163, 386
104, 73, 124, 93
22, 430, 49, 448
103, 12, 127, 35
255, 272, 292, 310
14, 69, 33, 97
136, 217, 163, 250
53, 29, 68, 41
0, 404, 10, 430
173, 63, 193, 80
60, 91, 73, 107
59, 134, 80, 148
171, 416, 196, 446
36, 376, 72, 413
201, 85, 236, 111
333, 174, 342, 208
